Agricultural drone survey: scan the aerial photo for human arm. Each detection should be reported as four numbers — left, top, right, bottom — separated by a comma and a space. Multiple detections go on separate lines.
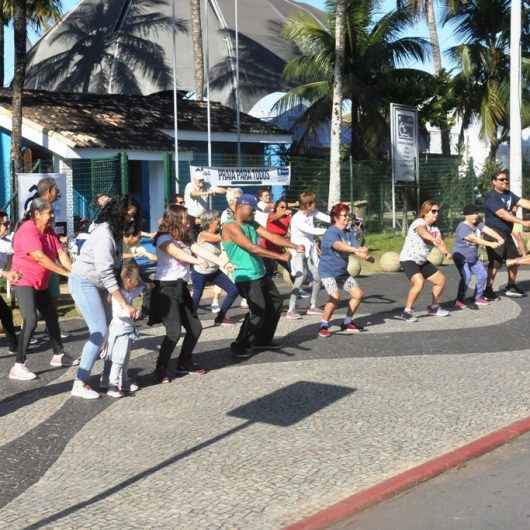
257, 225, 304, 253
58, 248, 72, 271
516, 198, 530, 210
198, 231, 221, 244
0, 270, 21, 282
493, 208, 530, 227
291, 214, 326, 236
315, 211, 331, 224
331, 241, 374, 262
159, 240, 208, 268
191, 243, 234, 272
27, 250, 70, 277
464, 233, 501, 249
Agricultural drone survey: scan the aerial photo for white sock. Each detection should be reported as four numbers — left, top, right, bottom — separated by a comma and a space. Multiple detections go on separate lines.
320, 320, 329, 328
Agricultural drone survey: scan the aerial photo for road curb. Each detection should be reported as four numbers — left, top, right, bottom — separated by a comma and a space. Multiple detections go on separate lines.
284, 414, 530, 530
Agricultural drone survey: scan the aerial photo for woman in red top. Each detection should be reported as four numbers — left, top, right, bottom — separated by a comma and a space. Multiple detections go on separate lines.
263, 198, 292, 277
9, 199, 73, 381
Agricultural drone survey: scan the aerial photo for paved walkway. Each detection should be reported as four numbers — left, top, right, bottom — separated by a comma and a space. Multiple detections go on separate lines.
1, 267, 530, 529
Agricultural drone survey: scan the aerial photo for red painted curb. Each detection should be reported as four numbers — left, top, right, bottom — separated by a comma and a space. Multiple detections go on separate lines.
284, 414, 530, 530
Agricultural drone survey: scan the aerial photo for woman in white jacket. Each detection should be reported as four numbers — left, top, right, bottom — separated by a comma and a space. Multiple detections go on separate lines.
287, 192, 330, 319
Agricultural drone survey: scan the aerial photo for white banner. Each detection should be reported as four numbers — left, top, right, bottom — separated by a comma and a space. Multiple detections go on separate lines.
190, 165, 291, 187
390, 103, 418, 184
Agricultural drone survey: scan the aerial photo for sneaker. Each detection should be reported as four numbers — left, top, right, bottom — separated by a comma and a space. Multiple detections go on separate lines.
107, 386, 124, 399
483, 289, 498, 301
153, 368, 171, 384
214, 317, 235, 327
306, 307, 323, 316
339, 323, 362, 334
318, 326, 331, 338
175, 363, 207, 376
28, 337, 40, 346
240, 298, 248, 308
9, 362, 37, 381
50, 353, 79, 367
71, 379, 100, 399
286, 311, 302, 320
428, 305, 450, 317
127, 382, 139, 393
400, 310, 418, 323
454, 300, 466, 310
210, 301, 221, 314
230, 342, 252, 358
504, 285, 525, 298
60, 331, 70, 340
297, 289, 310, 299
474, 297, 490, 306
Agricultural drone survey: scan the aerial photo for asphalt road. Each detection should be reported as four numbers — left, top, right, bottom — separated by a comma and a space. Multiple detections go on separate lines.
331, 430, 530, 530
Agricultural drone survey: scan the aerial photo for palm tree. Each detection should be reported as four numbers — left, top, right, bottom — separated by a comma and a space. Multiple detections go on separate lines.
190, 0, 204, 98
278, 0, 431, 161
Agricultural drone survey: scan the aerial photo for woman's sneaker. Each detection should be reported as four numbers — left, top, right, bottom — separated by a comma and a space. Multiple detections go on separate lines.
286, 311, 302, 320
9, 362, 37, 381
428, 305, 449, 317
210, 301, 221, 314
71, 380, 100, 399
400, 310, 418, 323
50, 353, 79, 367
474, 297, 490, 306
339, 323, 361, 334
454, 300, 466, 310
153, 368, 171, 384
214, 317, 235, 327
107, 386, 124, 399
127, 382, 139, 393
306, 307, 323, 316
318, 326, 331, 338
504, 285, 525, 298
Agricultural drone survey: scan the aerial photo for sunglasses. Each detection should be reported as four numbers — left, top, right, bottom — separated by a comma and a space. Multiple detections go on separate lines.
430, 209, 440, 214
497, 178, 509, 182
0, 221, 9, 227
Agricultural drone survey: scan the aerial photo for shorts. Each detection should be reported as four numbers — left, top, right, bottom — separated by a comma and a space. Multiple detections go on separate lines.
400, 260, 438, 280
321, 275, 358, 296
484, 233, 520, 265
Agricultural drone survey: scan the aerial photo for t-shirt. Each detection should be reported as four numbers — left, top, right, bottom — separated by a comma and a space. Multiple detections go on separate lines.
184, 182, 210, 218
154, 234, 191, 281
263, 214, 291, 254
399, 219, 436, 264
255, 201, 273, 227
453, 221, 484, 263
222, 221, 265, 282
318, 226, 360, 279
111, 285, 144, 322
484, 190, 520, 235
12, 220, 62, 290
0, 234, 13, 269
193, 240, 221, 275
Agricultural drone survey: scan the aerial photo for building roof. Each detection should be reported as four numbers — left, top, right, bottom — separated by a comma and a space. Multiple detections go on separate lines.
0, 88, 288, 151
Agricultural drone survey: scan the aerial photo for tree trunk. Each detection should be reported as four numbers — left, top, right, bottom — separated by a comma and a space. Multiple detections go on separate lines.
12, 0, 27, 219
426, 0, 442, 74
328, 0, 346, 210
0, 17, 4, 88
190, 0, 204, 98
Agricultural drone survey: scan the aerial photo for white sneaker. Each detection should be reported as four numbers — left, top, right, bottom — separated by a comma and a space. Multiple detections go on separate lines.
428, 305, 449, 317
9, 362, 37, 381
240, 298, 248, 308
128, 382, 139, 393
71, 379, 100, 399
107, 387, 124, 399
210, 301, 221, 314
286, 311, 302, 320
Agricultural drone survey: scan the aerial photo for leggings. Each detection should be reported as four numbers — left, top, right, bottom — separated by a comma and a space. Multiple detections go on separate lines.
288, 252, 320, 312
14, 286, 63, 364
191, 269, 239, 319
0, 295, 17, 350
453, 254, 487, 301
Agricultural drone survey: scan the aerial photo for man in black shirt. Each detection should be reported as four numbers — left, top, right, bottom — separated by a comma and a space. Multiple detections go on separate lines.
483, 170, 530, 299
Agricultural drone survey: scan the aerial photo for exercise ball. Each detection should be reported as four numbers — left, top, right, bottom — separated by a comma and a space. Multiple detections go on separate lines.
347, 255, 362, 277
379, 251, 401, 272
428, 247, 444, 266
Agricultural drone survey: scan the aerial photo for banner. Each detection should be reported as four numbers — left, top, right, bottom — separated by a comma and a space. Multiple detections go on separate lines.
390, 103, 418, 184
190, 165, 291, 187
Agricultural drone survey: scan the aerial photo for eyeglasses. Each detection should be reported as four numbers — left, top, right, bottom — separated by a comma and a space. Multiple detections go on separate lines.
497, 178, 509, 182
0, 222, 9, 227
430, 209, 440, 214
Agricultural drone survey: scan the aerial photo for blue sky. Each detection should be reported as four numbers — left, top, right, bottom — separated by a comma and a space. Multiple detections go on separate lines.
3, 0, 459, 85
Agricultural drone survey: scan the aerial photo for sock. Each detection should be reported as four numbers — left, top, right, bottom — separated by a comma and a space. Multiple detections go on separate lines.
320, 320, 329, 328
343, 316, 352, 326
404, 307, 413, 313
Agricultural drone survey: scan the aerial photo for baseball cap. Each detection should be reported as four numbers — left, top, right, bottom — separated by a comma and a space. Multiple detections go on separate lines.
236, 194, 258, 209
463, 204, 480, 216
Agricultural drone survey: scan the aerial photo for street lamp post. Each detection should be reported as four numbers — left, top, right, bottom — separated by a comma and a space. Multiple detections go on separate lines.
509, 0, 522, 199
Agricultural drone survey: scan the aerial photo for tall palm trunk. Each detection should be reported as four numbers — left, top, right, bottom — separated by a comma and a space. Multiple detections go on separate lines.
12, 0, 27, 218
328, 0, 346, 210
426, 0, 442, 74
190, 0, 204, 98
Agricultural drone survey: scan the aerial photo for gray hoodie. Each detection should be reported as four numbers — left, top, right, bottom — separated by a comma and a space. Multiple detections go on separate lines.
71, 222, 120, 293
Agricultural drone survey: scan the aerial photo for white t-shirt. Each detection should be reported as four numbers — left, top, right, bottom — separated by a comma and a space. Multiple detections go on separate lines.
0, 234, 13, 269
111, 285, 144, 321
255, 200, 273, 227
184, 182, 210, 218
290, 210, 329, 256
220, 207, 234, 226
155, 234, 191, 281
400, 219, 437, 264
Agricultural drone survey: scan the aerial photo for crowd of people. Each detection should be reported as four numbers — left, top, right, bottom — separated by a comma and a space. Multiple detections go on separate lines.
1, 169, 528, 399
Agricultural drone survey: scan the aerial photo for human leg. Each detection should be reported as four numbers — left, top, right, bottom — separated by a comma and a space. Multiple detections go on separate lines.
288, 253, 306, 314
232, 280, 266, 351
255, 277, 283, 346
213, 271, 239, 320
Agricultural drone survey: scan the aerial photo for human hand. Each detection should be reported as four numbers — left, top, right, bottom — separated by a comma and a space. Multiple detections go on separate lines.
124, 304, 138, 319
4, 270, 22, 283
198, 257, 209, 268
280, 252, 291, 263
295, 244, 305, 254
224, 262, 235, 273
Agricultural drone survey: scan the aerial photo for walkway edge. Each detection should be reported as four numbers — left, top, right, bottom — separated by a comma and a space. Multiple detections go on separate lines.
284, 414, 530, 530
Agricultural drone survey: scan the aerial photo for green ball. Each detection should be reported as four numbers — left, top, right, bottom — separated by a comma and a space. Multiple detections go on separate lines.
347, 255, 362, 277
428, 247, 444, 266
379, 251, 401, 272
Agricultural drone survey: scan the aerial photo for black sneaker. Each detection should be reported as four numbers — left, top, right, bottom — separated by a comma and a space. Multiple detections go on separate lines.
400, 310, 418, 323
230, 342, 252, 359
504, 285, 525, 298
483, 289, 498, 301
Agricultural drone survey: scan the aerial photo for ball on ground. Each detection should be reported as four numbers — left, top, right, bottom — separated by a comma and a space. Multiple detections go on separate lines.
379, 251, 401, 272
428, 247, 444, 266
347, 255, 362, 277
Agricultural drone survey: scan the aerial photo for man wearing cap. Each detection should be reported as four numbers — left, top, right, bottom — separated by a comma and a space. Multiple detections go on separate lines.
222, 194, 304, 358
483, 170, 530, 299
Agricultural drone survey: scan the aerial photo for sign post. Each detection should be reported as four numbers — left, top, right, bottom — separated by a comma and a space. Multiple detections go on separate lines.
189, 165, 291, 187
390, 103, 419, 230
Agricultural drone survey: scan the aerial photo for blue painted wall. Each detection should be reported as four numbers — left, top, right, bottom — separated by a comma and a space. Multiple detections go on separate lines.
0, 130, 11, 213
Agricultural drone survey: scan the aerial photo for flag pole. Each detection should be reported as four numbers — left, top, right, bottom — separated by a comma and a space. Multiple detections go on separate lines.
510, 0, 522, 200
235, 0, 241, 166
204, 0, 212, 168
172, 0, 180, 194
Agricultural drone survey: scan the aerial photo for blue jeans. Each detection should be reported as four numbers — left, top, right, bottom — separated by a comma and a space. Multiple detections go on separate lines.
453, 254, 487, 302
191, 269, 239, 318
69, 274, 111, 383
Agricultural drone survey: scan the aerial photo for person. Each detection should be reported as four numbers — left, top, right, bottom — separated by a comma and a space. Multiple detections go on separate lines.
399, 200, 450, 322
220, 187, 243, 226
191, 211, 238, 326
23, 177, 60, 212
171, 194, 185, 206
148, 204, 209, 383
317, 203, 374, 338
287, 191, 330, 319
100, 262, 144, 398
483, 169, 530, 299
69, 198, 140, 399
262, 198, 292, 278
255, 187, 274, 227
221, 194, 304, 358
9, 199, 73, 381
453, 205, 504, 309
0, 212, 18, 353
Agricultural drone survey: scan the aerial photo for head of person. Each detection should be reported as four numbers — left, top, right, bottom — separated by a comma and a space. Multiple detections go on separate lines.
273, 197, 288, 216
94, 193, 112, 209
94, 196, 133, 243
172, 194, 185, 206
199, 210, 221, 234
330, 203, 350, 230
226, 187, 243, 208
121, 261, 141, 292
235, 194, 258, 222
0, 211, 10, 238
463, 204, 480, 225
27, 198, 54, 232
419, 200, 440, 225
157, 204, 191, 243
257, 187, 271, 204
122, 221, 142, 247
37, 177, 60, 204
126, 196, 141, 222
491, 169, 510, 193
192, 174, 206, 190
299, 191, 317, 213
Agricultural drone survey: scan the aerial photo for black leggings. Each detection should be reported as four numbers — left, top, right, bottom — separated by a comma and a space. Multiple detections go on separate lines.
14, 286, 63, 364
0, 295, 17, 350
